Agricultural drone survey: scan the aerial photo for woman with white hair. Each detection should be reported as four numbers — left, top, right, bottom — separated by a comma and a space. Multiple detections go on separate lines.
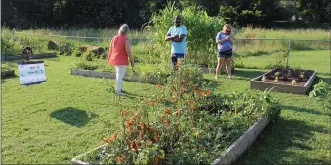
108, 24, 135, 96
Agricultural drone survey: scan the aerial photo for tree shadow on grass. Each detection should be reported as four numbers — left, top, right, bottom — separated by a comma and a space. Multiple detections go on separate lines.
203, 79, 221, 89
50, 107, 98, 128
235, 117, 329, 164
1, 74, 20, 84
43, 56, 60, 61
282, 105, 328, 116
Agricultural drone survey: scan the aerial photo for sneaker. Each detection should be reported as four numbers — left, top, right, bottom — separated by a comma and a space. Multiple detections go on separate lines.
117, 92, 124, 96
215, 75, 218, 80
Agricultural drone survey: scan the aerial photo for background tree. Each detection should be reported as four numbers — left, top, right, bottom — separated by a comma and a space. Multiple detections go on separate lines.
1, 0, 328, 29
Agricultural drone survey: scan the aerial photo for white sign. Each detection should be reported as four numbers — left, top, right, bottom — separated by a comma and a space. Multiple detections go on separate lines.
18, 61, 46, 85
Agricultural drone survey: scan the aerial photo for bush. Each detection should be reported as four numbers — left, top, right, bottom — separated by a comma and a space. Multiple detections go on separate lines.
1, 63, 12, 71
167, 63, 204, 89
1, 36, 23, 56
82, 49, 97, 61
59, 43, 74, 55
72, 48, 83, 57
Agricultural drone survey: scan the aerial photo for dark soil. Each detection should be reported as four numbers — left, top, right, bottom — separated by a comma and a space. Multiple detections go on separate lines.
261, 68, 314, 86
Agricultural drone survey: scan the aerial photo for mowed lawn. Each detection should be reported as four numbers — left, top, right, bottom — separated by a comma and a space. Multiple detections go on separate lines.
239, 50, 330, 74
1, 55, 330, 164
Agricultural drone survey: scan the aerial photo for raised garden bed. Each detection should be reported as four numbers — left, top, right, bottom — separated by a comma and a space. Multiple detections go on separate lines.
69, 68, 280, 165
71, 69, 160, 84
71, 115, 271, 165
1, 70, 15, 77
251, 67, 317, 95
1, 52, 57, 61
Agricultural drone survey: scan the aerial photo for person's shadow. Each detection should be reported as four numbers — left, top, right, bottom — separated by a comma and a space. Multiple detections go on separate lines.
50, 107, 98, 128
122, 91, 142, 98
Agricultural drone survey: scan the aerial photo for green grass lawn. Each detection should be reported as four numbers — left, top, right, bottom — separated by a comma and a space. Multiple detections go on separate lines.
238, 50, 330, 74
205, 70, 331, 164
1, 56, 162, 163
1, 56, 330, 164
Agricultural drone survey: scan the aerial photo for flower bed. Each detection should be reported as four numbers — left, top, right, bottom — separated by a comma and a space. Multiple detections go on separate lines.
71, 65, 281, 165
71, 69, 161, 84
71, 61, 210, 85
251, 67, 317, 95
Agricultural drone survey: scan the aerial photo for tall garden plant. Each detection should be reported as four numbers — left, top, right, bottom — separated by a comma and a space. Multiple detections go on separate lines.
150, 2, 225, 67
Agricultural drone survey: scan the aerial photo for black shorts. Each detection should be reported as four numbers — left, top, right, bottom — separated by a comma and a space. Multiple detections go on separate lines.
171, 53, 185, 58
218, 49, 232, 58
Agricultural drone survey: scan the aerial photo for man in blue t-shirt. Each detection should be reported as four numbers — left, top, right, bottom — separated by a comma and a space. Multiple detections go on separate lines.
165, 15, 187, 69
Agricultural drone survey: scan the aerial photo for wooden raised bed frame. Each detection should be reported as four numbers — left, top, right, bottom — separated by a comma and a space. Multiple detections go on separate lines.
70, 66, 219, 85
71, 115, 271, 165
250, 68, 317, 95
1, 52, 57, 61
1, 70, 15, 77
71, 69, 159, 84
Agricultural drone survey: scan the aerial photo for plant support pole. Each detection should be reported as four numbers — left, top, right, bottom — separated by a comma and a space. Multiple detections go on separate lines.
286, 40, 291, 68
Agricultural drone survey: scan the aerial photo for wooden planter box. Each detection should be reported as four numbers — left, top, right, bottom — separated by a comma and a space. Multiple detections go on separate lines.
1, 52, 57, 61
71, 69, 159, 84
250, 68, 317, 95
71, 115, 271, 165
1, 70, 15, 77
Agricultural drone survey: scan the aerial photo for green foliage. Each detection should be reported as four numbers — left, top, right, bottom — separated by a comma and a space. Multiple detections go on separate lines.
78, 62, 281, 165
59, 43, 74, 56
219, 0, 279, 27
2, 0, 329, 30
309, 80, 330, 100
72, 48, 83, 57
82, 79, 280, 164
1, 36, 22, 56
167, 64, 204, 88
1, 63, 12, 71
151, 2, 225, 66
296, 0, 330, 23
309, 80, 330, 113
264, 49, 288, 69
82, 50, 99, 61
75, 60, 98, 70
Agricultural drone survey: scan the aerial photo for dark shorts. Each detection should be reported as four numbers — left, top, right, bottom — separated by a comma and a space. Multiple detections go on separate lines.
171, 53, 185, 58
218, 49, 232, 58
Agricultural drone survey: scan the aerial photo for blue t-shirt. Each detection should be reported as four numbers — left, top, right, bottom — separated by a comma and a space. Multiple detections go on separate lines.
216, 32, 232, 51
167, 25, 187, 54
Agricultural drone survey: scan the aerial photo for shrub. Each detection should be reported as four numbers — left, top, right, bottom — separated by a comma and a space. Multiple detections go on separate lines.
1, 63, 12, 71
59, 43, 74, 56
1, 36, 23, 56
309, 80, 329, 99
72, 48, 83, 57
167, 63, 204, 89
82, 49, 97, 61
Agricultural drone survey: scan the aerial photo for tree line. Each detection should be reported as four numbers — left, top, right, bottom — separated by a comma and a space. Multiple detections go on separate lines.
2, 0, 330, 29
